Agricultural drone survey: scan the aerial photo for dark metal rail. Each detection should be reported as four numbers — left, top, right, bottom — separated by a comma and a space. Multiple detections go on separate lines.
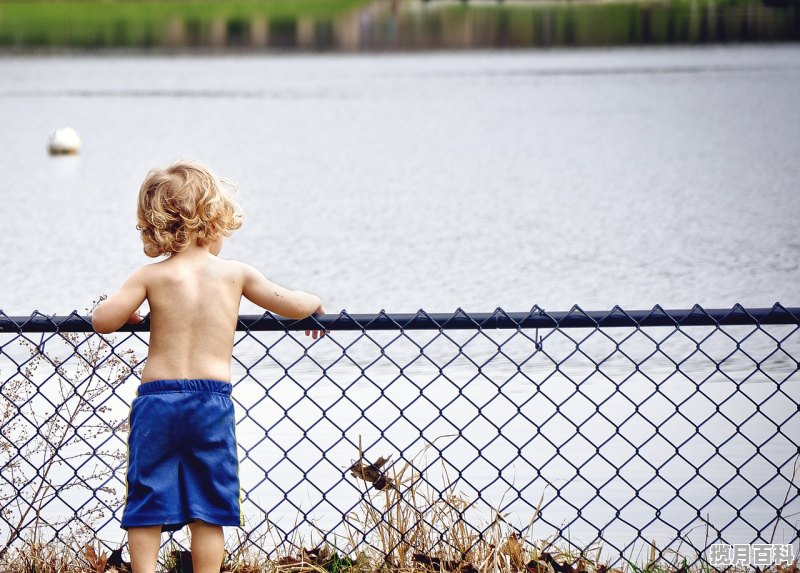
1, 303, 798, 333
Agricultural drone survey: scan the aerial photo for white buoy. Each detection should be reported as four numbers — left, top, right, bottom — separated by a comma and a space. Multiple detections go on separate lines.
48, 127, 81, 155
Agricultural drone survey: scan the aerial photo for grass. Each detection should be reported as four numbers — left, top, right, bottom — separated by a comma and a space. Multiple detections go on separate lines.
1, 443, 797, 573
0, 1, 371, 48
1, 528, 797, 573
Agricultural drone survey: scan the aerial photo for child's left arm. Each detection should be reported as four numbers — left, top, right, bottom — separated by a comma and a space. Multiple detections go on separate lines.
92, 268, 147, 334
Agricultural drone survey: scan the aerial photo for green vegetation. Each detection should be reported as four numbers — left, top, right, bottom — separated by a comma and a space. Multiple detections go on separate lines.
0, 0, 797, 49
0, 0, 798, 49
431, 0, 798, 47
0, 1, 370, 48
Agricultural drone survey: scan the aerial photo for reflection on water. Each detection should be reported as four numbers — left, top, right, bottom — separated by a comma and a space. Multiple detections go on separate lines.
0, 0, 798, 50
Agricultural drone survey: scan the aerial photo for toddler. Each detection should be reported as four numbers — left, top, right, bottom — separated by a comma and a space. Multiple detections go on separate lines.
93, 161, 325, 573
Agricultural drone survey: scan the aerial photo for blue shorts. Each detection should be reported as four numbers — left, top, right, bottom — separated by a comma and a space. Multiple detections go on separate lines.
121, 379, 243, 531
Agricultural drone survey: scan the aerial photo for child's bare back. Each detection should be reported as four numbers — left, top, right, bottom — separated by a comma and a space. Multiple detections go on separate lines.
139, 250, 241, 382
96, 239, 322, 383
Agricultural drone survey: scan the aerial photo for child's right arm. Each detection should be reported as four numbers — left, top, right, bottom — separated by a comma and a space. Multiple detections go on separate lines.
240, 263, 323, 321
92, 268, 147, 334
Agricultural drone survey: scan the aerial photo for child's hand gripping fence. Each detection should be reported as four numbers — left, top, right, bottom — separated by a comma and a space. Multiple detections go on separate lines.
0, 305, 798, 569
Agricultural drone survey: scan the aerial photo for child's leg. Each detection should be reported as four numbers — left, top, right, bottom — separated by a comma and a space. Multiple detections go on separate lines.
128, 525, 162, 573
188, 520, 225, 573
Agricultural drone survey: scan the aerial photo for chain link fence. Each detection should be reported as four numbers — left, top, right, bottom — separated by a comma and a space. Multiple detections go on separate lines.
1, 305, 798, 567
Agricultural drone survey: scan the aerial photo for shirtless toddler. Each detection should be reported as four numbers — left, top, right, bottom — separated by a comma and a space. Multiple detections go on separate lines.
93, 161, 325, 573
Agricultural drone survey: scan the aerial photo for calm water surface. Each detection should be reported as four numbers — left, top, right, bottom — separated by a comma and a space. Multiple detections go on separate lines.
0, 47, 798, 316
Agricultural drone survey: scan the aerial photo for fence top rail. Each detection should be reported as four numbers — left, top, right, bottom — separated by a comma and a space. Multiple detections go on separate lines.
0, 304, 798, 333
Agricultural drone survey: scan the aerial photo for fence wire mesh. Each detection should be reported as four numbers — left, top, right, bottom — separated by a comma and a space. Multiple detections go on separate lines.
0, 305, 798, 568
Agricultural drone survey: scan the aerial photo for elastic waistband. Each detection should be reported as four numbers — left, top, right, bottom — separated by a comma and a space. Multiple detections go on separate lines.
137, 379, 232, 396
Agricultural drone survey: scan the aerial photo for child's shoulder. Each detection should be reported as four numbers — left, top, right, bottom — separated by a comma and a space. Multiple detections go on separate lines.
131, 259, 168, 278
218, 258, 261, 285
220, 259, 266, 280
121, 259, 176, 289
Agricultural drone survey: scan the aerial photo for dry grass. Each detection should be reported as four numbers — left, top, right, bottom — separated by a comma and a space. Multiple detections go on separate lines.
0, 509, 797, 573
1, 526, 796, 573
0, 440, 796, 573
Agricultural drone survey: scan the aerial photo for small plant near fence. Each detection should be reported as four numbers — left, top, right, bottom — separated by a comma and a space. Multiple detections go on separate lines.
0, 311, 138, 567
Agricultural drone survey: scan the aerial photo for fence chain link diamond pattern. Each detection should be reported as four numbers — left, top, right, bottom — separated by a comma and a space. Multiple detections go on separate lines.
0, 305, 798, 567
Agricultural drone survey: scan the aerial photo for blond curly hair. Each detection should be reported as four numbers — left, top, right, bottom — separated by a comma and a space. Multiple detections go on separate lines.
136, 161, 243, 257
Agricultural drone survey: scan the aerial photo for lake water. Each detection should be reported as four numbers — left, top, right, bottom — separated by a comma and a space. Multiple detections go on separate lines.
0, 46, 798, 316
0, 46, 799, 560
